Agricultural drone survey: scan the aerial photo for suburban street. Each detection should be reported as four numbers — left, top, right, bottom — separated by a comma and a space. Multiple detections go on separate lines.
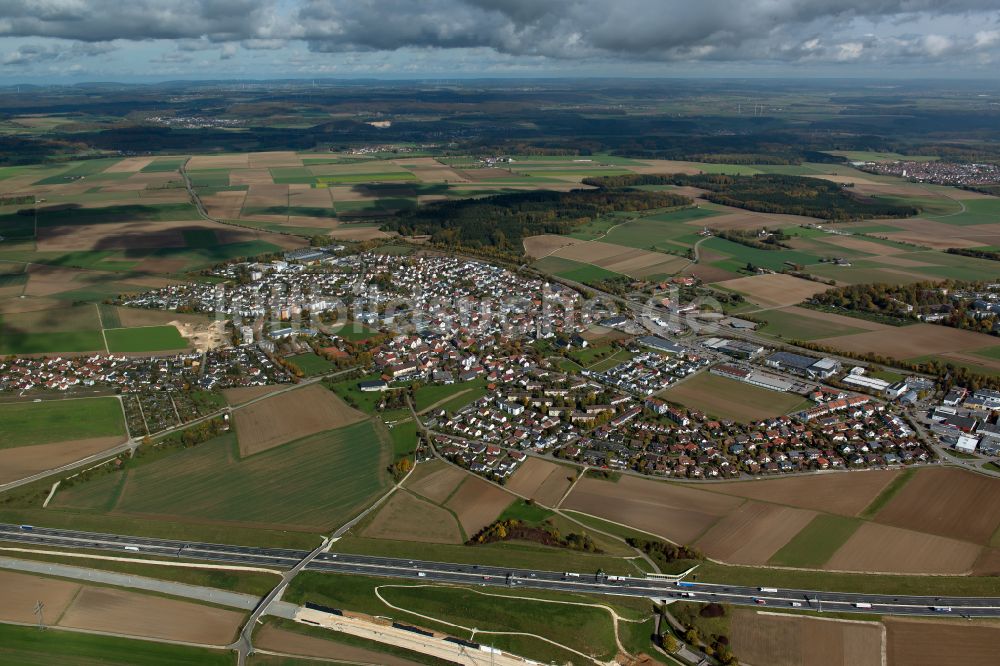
3, 523, 999, 618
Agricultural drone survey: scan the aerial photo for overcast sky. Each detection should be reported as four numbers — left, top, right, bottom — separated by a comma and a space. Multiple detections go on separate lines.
1, 0, 999, 82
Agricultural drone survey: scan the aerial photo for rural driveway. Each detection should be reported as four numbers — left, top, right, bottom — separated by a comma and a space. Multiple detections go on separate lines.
0, 556, 298, 618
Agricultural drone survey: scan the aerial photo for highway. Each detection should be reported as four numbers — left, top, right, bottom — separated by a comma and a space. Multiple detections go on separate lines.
3, 523, 999, 618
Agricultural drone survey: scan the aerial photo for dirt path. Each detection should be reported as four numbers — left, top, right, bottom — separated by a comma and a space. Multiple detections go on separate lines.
372, 584, 615, 664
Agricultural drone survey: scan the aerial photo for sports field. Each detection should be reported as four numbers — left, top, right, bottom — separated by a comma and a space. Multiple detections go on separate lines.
103, 325, 189, 352
660, 372, 809, 421
0, 397, 126, 448
285, 352, 335, 376
53, 421, 390, 532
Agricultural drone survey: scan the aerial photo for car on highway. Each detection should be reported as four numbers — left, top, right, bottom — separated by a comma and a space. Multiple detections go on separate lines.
753, 598, 767, 605
932, 606, 952, 613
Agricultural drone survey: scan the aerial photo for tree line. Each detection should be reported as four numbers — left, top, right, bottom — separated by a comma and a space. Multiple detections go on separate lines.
582, 173, 920, 220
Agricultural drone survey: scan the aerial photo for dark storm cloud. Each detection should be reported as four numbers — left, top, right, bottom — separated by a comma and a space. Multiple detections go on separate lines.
0, 0, 279, 42
0, 0, 998, 66
295, 0, 1000, 61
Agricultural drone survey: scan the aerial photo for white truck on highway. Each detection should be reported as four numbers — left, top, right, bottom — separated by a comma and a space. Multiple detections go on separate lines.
854, 602, 872, 609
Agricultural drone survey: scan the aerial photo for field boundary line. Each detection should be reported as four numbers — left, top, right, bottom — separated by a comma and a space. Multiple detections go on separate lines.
253, 648, 379, 666
754, 610, 881, 626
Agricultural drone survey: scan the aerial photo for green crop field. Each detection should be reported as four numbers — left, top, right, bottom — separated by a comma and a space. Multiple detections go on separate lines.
55, 422, 390, 531
0, 623, 233, 666
703, 237, 820, 272
141, 156, 188, 172
769, 515, 862, 567
755, 308, 870, 340
387, 419, 418, 459
35, 203, 200, 227
927, 198, 1000, 226
285, 352, 335, 376
532, 255, 625, 283
0, 329, 107, 354
0, 396, 125, 448
103, 325, 189, 352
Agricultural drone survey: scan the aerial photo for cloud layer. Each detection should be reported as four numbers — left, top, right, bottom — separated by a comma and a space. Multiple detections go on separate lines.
0, 0, 998, 78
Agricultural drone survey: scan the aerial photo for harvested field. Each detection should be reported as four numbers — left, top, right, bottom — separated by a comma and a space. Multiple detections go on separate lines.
230, 169, 276, 186
824, 522, 982, 574
405, 460, 468, 504
551, 240, 679, 277
938, 350, 1000, 372
58, 586, 244, 645
249, 151, 302, 168
362, 490, 463, 543
695, 211, 778, 230
706, 470, 899, 516
202, 190, 247, 219
523, 233, 584, 259
731, 609, 882, 666
256, 624, 425, 666
821, 236, 906, 255
103, 157, 155, 173
444, 475, 515, 536
0, 436, 126, 484
233, 384, 366, 456
878, 218, 993, 250
695, 501, 817, 565
187, 154, 250, 170
504, 457, 574, 507
660, 372, 807, 422
714, 273, 830, 308
328, 225, 392, 241
886, 618, 1000, 666
0, 570, 80, 625
872, 468, 1000, 544
972, 547, 1000, 576
682, 262, 740, 283
815, 323, 997, 359
562, 475, 742, 544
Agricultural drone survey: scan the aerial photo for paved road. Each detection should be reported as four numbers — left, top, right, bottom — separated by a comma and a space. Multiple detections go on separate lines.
3, 523, 998, 618
0, 555, 297, 618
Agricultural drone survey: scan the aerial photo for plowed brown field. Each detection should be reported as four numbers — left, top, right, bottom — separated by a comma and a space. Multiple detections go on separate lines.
872, 468, 1000, 544
695, 501, 817, 565
562, 475, 742, 544
233, 384, 366, 456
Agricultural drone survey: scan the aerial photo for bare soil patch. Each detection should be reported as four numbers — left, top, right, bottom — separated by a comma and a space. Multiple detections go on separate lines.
505, 457, 574, 507
707, 470, 899, 516
0, 436, 126, 484
695, 501, 817, 565
103, 157, 155, 173
732, 609, 882, 666
406, 460, 472, 504
233, 384, 366, 456
824, 522, 982, 574
972, 547, 1000, 576
0, 570, 80, 624
444, 475, 515, 536
187, 154, 250, 170
256, 624, 425, 666
815, 323, 997, 360
682, 263, 741, 283
362, 490, 463, 543
249, 151, 302, 168
58, 586, 244, 644
562, 475, 742, 545
821, 236, 907, 255
231, 169, 276, 186
873, 468, 1000, 544
523, 233, 584, 259
939, 350, 1000, 372
886, 618, 1000, 666
202, 190, 247, 219
714, 273, 829, 308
